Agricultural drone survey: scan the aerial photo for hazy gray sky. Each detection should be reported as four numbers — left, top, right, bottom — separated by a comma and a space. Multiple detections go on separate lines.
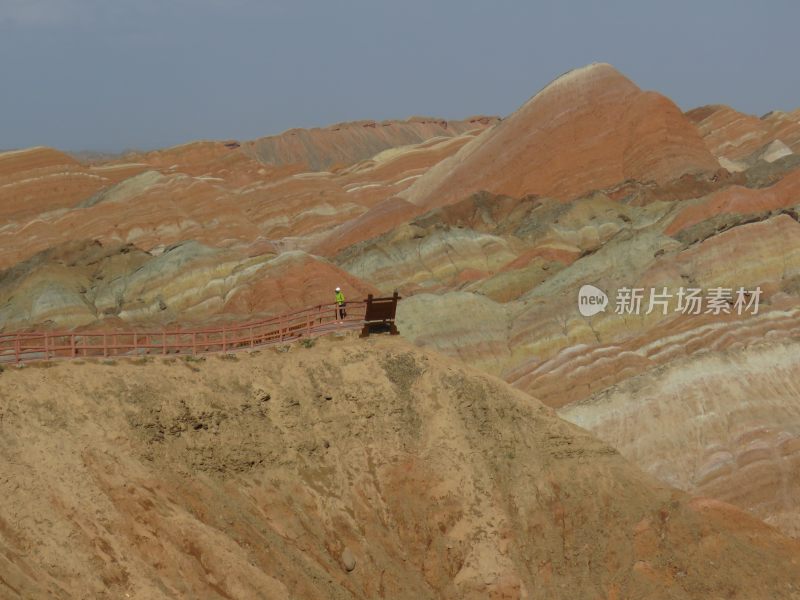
1, 0, 798, 151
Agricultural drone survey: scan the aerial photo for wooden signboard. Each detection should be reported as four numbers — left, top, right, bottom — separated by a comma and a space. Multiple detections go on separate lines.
360, 292, 401, 337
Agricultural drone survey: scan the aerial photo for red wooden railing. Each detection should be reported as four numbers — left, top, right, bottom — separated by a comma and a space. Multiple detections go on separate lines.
0, 300, 372, 365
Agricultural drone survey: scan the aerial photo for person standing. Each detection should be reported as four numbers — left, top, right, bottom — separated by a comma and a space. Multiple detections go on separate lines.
335, 287, 346, 322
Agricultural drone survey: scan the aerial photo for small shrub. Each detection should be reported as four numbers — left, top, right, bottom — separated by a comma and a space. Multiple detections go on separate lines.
29, 361, 57, 369
180, 355, 203, 372
299, 338, 316, 349
101, 360, 117, 366
217, 353, 238, 361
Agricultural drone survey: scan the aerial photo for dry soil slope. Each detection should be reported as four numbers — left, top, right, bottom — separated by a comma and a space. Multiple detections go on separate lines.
1, 336, 799, 599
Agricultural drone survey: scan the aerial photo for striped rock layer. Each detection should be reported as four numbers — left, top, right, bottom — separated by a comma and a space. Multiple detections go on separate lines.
2, 64, 800, 546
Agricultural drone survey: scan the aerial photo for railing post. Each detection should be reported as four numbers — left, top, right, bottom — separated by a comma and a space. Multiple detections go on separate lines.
360, 294, 374, 338
133, 332, 138, 353
43, 333, 49, 360
192, 332, 197, 356
162, 330, 167, 355
222, 326, 227, 352
71, 334, 76, 358
103, 334, 108, 357
14, 336, 20, 365
250, 327, 254, 349
391, 290, 400, 335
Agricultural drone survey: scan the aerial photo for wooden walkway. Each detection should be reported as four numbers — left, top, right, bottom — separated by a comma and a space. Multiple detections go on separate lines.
0, 296, 398, 365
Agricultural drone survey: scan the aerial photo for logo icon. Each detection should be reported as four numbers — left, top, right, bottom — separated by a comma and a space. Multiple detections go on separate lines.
578, 284, 608, 317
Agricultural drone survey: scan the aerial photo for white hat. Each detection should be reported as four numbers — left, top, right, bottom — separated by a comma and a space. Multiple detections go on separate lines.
335, 287, 341, 291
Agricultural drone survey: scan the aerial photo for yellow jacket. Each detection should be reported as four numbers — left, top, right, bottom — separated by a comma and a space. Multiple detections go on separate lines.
335, 290, 345, 305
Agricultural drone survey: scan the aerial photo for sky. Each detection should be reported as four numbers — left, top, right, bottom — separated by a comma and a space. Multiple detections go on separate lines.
1, 0, 798, 152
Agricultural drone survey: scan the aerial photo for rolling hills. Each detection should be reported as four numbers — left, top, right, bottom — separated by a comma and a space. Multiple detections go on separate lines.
2, 62, 800, 597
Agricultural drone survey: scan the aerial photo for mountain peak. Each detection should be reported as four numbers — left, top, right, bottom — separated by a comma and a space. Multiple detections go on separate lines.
402, 63, 718, 207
